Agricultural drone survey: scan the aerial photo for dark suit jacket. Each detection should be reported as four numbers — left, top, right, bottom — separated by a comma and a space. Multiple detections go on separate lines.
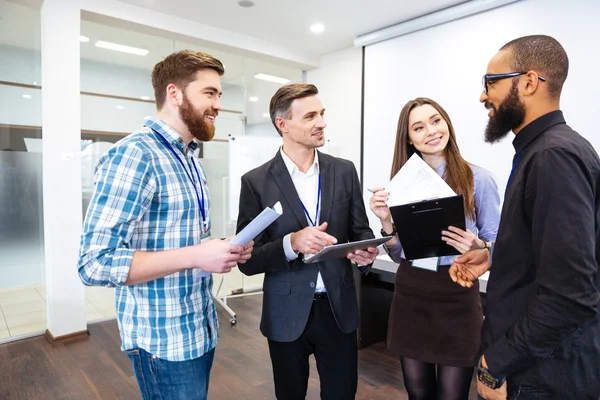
236, 150, 374, 342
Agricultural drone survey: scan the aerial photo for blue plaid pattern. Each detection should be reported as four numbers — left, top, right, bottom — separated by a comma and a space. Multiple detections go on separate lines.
78, 117, 218, 361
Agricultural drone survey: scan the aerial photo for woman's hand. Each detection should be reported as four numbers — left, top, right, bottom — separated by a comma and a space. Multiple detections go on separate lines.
441, 226, 486, 254
369, 186, 391, 223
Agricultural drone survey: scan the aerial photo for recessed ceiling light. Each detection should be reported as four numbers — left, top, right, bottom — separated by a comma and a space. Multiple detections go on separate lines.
249, 96, 258, 102
237, 0, 255, 7
95, 40, 149, 56
33, 81, 37, 85
79, 35, 90, 43
263, 113, 270, 118
310, 23, 325, 34
116, 105, 125, 110
22, 94, 32, 99
140, 96, 150, 100
254, 73, 291, 84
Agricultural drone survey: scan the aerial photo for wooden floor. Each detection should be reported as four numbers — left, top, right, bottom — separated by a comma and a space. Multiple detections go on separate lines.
0, 294, 478, 399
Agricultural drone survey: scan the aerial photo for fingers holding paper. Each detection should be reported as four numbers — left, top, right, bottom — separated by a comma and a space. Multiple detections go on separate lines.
441, 226, 485, 254
448, 249, 491, 288
291, 222, 338, 255
236, 240, 254, 264
347, 246, 378, 266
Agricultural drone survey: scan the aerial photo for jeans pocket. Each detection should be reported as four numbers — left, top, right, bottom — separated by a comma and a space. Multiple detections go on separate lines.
125, 348, 140, 357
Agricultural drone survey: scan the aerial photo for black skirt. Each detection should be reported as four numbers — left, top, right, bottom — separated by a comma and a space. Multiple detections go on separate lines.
386, 259, 483, 367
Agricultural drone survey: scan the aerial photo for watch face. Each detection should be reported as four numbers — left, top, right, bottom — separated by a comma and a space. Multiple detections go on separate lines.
477, 371, 499, 389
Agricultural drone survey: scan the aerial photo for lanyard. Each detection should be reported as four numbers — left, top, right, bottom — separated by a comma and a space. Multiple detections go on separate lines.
154, 131, 208, 232
300, 174, 321, 227
506, 150, 524, 195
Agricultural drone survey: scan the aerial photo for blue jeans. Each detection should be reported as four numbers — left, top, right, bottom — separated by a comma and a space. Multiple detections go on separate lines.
126, 347, 215, 400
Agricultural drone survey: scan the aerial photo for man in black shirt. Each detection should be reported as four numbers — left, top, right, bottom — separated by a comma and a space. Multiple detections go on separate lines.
449, 35, 600, 400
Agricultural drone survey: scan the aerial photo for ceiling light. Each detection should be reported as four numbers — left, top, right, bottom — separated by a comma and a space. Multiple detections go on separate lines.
116, 105, 125, 110
310, 23, 325, 34
254, 73, 291, 84
140, 96, 150, 100
95, 40, 149, 56
33, 81, 37, 85
237, 0, 255, 7
263, 113, 270, 118
79, 35, 90, 43
249, 96, 258, 102
22, 94, 32, 99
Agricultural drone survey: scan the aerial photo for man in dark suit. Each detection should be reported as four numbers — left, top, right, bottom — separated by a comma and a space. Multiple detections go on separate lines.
236, 83, 378, 400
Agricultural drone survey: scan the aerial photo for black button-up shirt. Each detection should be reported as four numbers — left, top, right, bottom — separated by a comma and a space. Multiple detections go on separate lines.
483, 111, 600, 397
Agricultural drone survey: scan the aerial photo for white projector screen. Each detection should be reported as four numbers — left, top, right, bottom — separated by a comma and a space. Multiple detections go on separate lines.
362, 0, 600, 236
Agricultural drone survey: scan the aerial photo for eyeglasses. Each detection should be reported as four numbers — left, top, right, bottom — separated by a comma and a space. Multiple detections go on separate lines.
482, 72, 546, 94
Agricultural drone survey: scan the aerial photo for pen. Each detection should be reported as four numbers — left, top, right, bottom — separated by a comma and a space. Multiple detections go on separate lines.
367, 188, 374, 193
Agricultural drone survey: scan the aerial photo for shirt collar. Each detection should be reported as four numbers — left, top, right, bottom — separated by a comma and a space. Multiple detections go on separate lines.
144, 117, 199, 153
280, 147, 319, 176
512, 110, 565, 153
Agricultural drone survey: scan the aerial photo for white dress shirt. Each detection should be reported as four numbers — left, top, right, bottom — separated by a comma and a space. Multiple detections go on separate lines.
280, 148, 326, 293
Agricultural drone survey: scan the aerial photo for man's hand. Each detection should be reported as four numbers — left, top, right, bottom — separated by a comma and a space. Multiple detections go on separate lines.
478, 356, 508, 400
347, 246, 378, 266
237, 240, 254, 264
194, 238, 254, 274
442, 226, 486, 254
290, 222, 338, 255
448, 249, 491, 288
478, 380, 507, 400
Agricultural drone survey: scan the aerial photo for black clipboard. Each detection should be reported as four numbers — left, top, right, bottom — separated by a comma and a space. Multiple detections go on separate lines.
389, 195, 466, 260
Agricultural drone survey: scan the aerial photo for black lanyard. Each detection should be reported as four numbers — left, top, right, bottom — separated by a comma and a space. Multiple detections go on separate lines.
154, 131, 208, 232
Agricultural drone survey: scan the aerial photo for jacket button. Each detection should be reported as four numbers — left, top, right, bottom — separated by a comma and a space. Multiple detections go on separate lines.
309, 282, 315, 288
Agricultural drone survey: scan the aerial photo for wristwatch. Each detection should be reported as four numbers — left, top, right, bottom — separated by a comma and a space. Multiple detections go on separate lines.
477, 357, 506, 389
380, 224, 396, 238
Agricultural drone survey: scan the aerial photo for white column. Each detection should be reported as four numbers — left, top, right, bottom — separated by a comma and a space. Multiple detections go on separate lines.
41, 0, 87, 337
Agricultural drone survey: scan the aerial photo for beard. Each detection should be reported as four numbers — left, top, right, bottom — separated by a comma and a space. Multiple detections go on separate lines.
484, 80, 526, 144
179, 93, 217, 142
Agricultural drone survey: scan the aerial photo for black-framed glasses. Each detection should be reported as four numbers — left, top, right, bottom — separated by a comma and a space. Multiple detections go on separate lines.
482, 72, 546, 94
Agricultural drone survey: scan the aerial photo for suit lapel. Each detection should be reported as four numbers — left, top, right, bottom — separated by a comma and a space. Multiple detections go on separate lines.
318, 151, 334, 225
270, 152, 309, 229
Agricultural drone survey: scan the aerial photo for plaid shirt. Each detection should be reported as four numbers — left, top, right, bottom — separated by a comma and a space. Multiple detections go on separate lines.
78, 117, 218, 361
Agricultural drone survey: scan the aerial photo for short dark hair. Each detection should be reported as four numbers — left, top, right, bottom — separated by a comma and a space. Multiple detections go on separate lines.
500, 35, 569, 97
269, 84, 319, 136
151, 50, 225, 109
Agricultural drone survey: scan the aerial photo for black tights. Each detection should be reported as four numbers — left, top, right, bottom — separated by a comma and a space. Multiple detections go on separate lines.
400, 357, 474, 400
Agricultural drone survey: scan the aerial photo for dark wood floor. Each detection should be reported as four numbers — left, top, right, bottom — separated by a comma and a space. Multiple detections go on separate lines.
0, 294, 478, 399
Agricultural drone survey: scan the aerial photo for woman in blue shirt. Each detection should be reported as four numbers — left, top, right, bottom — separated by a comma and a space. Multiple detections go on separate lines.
369, 97, 501, 400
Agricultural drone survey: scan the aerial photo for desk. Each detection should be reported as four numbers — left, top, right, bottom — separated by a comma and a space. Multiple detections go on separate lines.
357, 255, 489, 349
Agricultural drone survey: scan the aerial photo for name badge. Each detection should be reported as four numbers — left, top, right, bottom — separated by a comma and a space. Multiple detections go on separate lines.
411, 257, 439, 272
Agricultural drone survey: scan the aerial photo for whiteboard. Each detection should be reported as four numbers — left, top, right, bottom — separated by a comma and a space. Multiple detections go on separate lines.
228, 136, 329, 221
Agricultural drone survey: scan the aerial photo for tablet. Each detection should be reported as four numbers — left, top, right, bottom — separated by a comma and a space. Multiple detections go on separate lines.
303, 236, 393, 264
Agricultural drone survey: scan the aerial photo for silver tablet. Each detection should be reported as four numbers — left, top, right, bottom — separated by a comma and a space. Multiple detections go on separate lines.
303, 236, 393, 264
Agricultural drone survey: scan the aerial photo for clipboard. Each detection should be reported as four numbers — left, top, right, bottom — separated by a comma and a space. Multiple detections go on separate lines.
389, 195, 466, 260
303, 236, 393, 264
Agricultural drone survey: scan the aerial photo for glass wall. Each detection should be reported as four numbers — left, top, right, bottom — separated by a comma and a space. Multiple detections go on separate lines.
0, 2, 46, 340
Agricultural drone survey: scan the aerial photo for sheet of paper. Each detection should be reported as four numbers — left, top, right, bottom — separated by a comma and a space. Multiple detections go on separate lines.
386, 154, 456, 207
230, 201, 283, 246
194, 202, 283, 279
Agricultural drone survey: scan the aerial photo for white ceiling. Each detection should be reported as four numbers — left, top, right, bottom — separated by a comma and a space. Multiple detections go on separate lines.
117, 0, 468, 58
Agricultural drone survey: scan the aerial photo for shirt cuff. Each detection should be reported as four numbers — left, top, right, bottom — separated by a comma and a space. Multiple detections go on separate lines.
283, 234, 299, 262
109, 247, 135, 287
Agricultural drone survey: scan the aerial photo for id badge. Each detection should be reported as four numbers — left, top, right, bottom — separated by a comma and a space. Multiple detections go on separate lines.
411, 257, 439, 272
